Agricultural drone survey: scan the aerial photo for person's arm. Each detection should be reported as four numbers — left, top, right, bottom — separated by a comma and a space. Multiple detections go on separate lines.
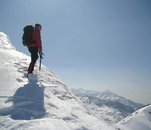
36, 30, 42, 51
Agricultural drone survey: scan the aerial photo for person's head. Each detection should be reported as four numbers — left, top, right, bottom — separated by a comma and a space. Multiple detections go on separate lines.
35, 23, 42, 30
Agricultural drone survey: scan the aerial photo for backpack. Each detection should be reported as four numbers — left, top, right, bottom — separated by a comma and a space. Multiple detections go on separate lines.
22, 25, 34, 46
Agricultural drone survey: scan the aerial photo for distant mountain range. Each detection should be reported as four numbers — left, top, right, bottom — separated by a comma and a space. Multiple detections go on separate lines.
72, 88, 143, 123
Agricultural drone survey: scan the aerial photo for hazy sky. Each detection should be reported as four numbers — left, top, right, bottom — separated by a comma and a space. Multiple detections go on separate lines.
0, 0, 151, 104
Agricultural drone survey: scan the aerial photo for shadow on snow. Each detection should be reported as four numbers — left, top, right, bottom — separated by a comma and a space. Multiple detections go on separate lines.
0, 78, 46, 120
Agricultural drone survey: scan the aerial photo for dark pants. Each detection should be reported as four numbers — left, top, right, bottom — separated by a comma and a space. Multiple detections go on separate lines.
28, 47, 38, 73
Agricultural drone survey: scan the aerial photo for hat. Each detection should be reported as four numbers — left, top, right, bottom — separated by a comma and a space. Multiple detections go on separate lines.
35, 23, 42, 28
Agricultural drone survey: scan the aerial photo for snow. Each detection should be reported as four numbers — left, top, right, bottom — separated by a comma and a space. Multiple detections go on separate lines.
118, 104, 151, 130
0, 32, 116, 130
0, 32, 15, 50
0, 32, 150, 130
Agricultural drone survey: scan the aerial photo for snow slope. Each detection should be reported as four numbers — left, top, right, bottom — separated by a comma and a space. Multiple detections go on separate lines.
0, 32, 116, 130
72, 89, 143, 123
117, 104, 151, 130
1, 32, 150, 130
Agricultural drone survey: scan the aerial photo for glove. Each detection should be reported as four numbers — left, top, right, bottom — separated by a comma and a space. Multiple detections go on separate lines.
39, 49, 44, 59
38, 48, 42, 54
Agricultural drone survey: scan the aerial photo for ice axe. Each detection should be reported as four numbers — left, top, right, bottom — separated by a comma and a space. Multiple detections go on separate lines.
39, 52, 44, 70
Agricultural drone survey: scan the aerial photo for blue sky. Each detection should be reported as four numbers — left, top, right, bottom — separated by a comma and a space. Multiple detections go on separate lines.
0, 0, 151, 104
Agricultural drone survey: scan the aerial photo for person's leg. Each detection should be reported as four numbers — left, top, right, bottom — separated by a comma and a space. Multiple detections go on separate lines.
28, 48, 38, 73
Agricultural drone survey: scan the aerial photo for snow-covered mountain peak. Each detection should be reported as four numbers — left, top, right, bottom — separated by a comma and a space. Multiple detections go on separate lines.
118, 104, 151, 130
1, 32, 149, 130
0, 33, 116, 130
0, 32, 15, 49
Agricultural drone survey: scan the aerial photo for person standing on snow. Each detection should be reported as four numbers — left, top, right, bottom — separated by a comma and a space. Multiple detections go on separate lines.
27, 23, 42, 74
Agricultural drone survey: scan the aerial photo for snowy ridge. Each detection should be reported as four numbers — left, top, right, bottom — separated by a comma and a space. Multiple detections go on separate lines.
0, 32, 15, 49
117, 104, 151, 130
0, 32, 150, 130
0, 33, 116, 130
